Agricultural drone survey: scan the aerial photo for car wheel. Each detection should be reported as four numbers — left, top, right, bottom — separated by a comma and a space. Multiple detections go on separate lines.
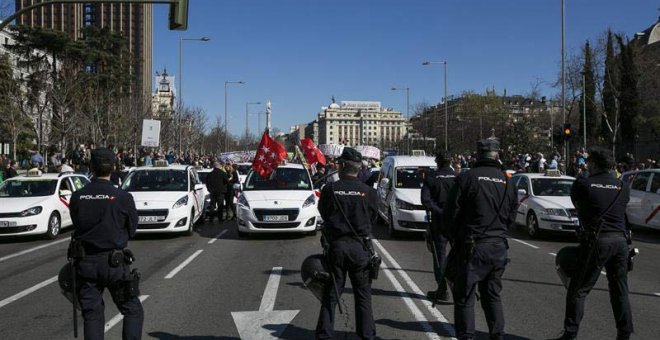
45, 212, 61, 240
388, 210, 399, 238
526, 211, 541, 238
185, 209, 195, 236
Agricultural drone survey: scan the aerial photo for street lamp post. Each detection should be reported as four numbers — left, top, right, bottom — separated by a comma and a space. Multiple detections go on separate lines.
224, 80, 245, 153
561, 0, 567, 164
178, 36, 210, 153
581, 71, 587, 150
422, 60, 448, 150
245, 101, 261, 149
391, 87, 410, 153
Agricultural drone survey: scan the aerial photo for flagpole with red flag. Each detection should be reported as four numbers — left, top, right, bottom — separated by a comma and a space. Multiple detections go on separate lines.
252, 129, 287, 178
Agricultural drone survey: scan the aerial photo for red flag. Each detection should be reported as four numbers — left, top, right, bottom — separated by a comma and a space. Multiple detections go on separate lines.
300, 138, 326, 166
252, 130, 287, 177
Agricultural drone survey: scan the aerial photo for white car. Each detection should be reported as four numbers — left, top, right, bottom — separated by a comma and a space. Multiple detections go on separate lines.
236, 163, 252, 186
623, 169, 660, 230
236, 163, 320, 237
195, 167, 213, 218
0, 170, 90, 238
512, 172, 579, 238
121, 163, 206, 235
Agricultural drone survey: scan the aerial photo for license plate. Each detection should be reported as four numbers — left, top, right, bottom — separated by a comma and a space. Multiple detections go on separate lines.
139, 216, 162, 223
0, 221, 17, 227
263, 215, 288, 222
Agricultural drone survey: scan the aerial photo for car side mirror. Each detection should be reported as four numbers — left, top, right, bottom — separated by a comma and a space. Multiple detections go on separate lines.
60, 189, 73, 197
517, 189, 527, 196
194, 183, 204, 191
380, 178, 390, 189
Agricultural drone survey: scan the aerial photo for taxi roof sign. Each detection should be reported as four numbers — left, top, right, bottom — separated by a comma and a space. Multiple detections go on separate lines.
26, 168, 43, 177
545, 169, 561, 177
153, 160, 169, 167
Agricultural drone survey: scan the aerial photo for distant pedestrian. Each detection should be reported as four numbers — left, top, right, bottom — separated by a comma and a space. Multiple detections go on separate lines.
205, 161, 229, 222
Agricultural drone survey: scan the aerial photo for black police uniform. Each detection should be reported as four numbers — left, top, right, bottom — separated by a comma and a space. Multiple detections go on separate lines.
421, 165, 456, 299
205, 166, 229, 221
70, 149, 143, 340
444, 140, 518, 340
316, 149, 379, 340
561, 167, 632, 339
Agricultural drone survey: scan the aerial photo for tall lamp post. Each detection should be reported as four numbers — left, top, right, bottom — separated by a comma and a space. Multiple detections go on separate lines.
581, 71, 587, 150
245, 101, 261, 149
224, 80, 245, 153
561, 0, 567, 164
178, 36, 210, 153
422, 60, 448, 151
391, 87, 410, 154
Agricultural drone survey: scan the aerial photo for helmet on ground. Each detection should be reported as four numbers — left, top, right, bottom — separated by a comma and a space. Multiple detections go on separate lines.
58, 262, 80, 309
555, 246, 580, 289
300, 254, 330, 302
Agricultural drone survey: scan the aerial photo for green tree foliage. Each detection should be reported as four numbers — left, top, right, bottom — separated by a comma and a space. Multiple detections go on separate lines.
0, 53, 35, 160
616, 35, 640, 156
579, 41, 598, 148
601, 30, 618, 144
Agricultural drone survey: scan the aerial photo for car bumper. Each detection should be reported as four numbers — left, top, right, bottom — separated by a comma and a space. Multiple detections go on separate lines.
539, 216, 580, 232
136, 208, 191, 233
236, 205, 319, 234
392, 208, 428, 232
0, 215, 50, 236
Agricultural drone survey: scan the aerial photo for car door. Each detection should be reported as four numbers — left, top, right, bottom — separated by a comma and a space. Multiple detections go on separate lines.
189, 170, 204, 220
57, 177, 75, 226
377, 161, 392, 216
515, 176, 531, 224
627, 172, 651, 226
642, 173, 660, 228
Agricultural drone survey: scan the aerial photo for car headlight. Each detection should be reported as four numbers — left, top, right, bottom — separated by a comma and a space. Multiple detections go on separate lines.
238, 194, 250, 208
302, 193, 315, 208
172, 196, 188, 209
20, 206, 43, 217
544, 208, 568, 217
395, 198, 415, 210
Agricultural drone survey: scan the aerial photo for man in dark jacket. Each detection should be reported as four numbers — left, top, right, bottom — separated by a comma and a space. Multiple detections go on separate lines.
205, 161, 229, 222
443, 138, 518, 340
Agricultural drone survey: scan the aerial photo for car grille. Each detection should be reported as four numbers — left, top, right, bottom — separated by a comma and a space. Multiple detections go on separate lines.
561, 224, 578, 230
412, 204, 427, 211
253, 209, 299, 222
253, 222, 301, 229
567, 209, 578, 218
0, 225, 38, 234
137, 209, 169, 219
137, 223, 170, 229
398, 220, 429, 229
0, 212, 22, 218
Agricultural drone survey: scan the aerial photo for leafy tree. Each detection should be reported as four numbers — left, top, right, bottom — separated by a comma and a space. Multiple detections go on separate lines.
616, 35, 639, 156
601, 30, 618, 145
578, 41, 598, 148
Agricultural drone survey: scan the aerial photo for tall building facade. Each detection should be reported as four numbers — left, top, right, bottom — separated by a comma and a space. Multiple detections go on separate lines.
15, 0, 153, 96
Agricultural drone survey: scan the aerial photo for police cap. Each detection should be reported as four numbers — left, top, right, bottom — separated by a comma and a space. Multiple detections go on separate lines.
337, 147, 362, 163
435, 150, 452, 162
477, 138, 500, 152
90, 148, 115, 168
587, 146, 612, 166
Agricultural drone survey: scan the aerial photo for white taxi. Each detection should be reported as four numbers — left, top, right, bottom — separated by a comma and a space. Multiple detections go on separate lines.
0, 170, 90, 239
512, 171, 578, 238
623, 169, 660, 230
236, 163, 320, 237
121, 162, 205, 235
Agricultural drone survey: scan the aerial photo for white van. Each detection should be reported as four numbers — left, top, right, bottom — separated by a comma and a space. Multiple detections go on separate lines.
377, 156, 437, 237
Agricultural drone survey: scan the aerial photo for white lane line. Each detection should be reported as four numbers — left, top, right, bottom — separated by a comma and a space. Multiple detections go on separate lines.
104, 295, 149, 333
259, 267, 282, 312
0, 238, 69, 263
164, 249, 204, 279
0, 275, 58, 309
373, 239, 455, 339
208, 229, 228, 244
601, 271, 607, 276
509, 238, 540, 249
379, 260, 442, 340
654, 293, 660, 297
549, 252, 557, 256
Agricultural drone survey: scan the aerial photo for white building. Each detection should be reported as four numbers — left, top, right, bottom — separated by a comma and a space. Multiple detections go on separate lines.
151, 70, 176, 118
313, 99, 406, 148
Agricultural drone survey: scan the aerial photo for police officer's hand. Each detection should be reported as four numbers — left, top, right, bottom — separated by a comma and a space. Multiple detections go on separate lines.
123, 249, 136, 264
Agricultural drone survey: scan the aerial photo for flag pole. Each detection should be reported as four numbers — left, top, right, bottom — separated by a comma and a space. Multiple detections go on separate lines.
266, 100, 272, 137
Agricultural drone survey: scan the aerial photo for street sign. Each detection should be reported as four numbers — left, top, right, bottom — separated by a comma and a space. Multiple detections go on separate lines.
141, 119, 161, 147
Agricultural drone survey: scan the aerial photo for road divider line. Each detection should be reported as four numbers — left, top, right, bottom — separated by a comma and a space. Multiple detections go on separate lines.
373, 239, 455, 339
259, 267, 282, 312
601, 271, 607, 276
164, 249, 204, 279
208, 229, 228, 244
104, 295, 149, 333
654, 293, 660, 297
549, 253, 557, 256
0, 238, 69, 263
0, 275, 58, 309
509, 238, 540, 249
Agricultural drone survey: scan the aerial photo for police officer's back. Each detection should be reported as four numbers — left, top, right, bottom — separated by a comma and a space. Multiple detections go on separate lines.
70, 148, 143, 340
316, 148, 379, 340
443, 138, 517, 340
205, 162, 229, 222
551, 147, 632, 340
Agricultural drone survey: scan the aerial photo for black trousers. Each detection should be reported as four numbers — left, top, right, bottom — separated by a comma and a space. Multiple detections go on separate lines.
452, 241, 507, 340
209, 192, 225, 221
77, 254, 143, 340
430, 225, 449, 293
316, 239, 375, 340
224, 191, 235, 218
564, 234, 633, 338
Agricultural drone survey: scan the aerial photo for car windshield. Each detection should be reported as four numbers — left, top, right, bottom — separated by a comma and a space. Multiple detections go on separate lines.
237, 165, 251, 175
121, 170, 188, 192
531, 178, 574, 197
243, 168, 311, 191
0, 179, 58, 197
395, 167, 437, 188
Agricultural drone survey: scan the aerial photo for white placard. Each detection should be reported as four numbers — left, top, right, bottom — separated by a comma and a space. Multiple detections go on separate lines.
354, 145, 380, 159
3, 143, 9, 155
141, 119, 161, 147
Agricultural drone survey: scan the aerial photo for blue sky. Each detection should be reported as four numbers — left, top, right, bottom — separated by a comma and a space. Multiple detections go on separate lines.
152, 0, 656, 133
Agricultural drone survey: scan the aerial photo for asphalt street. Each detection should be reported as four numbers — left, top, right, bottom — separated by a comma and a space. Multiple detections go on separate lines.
1, 220, 659, 340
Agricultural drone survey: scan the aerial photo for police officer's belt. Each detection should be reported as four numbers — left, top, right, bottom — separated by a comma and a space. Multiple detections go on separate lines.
473, 236, 506, 244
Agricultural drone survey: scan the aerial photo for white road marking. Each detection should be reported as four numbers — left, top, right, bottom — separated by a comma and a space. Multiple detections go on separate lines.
0, 275, 58, 309
549, 252, 557, 256
0, 238, 69, 263
208, 229, 228, 244
509, 238, 540, 249
654, 293, 660, 297
373, 239, 455, 339
259, 267, 282, 312
164, 249, 204, 279
601, 271, 607, 276
104, 295, 149, 333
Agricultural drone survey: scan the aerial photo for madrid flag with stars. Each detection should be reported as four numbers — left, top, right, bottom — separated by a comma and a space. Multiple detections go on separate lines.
300, 138, 326, 166
252, 130, 288, 177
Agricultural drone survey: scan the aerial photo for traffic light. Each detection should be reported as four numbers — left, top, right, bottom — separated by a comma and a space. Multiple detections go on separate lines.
563, 123, 572, 140
169, 0, 189, 31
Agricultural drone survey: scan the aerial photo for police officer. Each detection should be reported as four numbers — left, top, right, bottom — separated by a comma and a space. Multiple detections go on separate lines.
551, 147, 632, 340
70, 148, 143, 340
421, 150, 456, 303
316, 147, 379, 340
205, 161, 229, 222
443, 138, 517, 340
